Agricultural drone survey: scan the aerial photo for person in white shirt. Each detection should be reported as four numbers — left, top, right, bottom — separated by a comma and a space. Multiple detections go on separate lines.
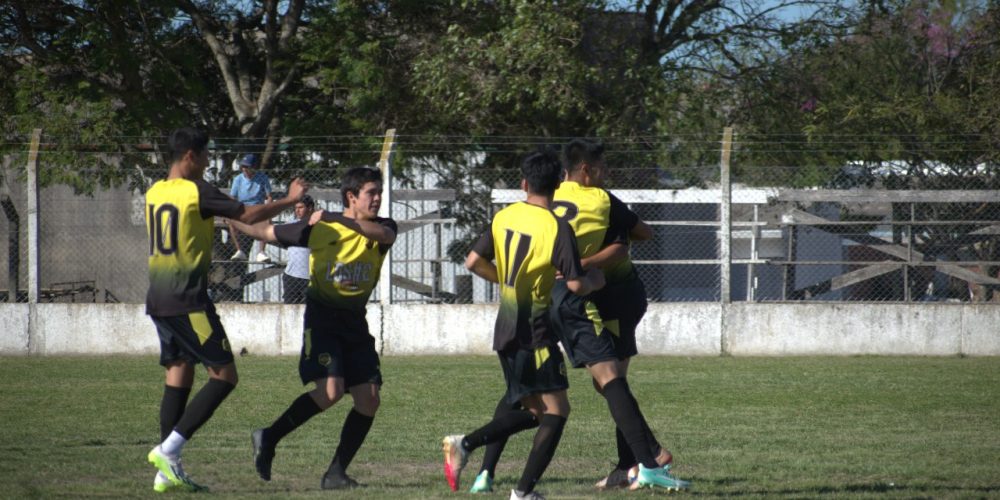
283, 195, 315, 304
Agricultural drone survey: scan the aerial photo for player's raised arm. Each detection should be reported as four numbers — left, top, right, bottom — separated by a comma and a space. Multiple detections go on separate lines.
237, 177, 309, 224
318, 211, 397, 244
227, 219, 280, 245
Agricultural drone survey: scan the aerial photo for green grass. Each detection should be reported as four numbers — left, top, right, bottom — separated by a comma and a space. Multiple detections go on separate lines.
1, 355, 999, 498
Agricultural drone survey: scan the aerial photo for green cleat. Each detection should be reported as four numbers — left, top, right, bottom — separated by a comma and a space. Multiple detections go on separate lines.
147, 445, 209, 492
635, 463, 690, 491
469, 470, 494, 493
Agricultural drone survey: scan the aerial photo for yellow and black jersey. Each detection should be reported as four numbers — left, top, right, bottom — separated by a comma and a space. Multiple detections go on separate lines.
273, 214, 397, 312
552, 181, 639, 284
472, 202, 584, 352
145, 178, 243, 316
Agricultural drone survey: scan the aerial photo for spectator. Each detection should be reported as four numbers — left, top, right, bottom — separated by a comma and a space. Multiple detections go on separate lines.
228, 153, 273, 262
283, 195, 315, 304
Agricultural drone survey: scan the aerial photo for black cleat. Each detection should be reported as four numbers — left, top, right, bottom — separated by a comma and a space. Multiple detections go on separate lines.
251, 428, 275, 481
321, 463, 360, 490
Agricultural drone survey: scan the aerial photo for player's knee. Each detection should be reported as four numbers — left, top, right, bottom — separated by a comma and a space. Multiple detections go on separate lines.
356, 395, 380, 416
312, 386, 344, 409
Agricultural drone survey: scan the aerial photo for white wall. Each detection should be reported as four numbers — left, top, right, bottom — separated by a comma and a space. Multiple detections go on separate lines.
2, 303, 999, 356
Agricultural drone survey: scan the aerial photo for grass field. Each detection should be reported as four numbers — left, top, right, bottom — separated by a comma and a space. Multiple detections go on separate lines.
1, 355, 999, 499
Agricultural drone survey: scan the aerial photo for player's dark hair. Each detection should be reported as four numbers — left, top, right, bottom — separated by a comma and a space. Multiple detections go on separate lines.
521, 148, 562, 196
300, 194, 316, 210
341, 167, 383, 206
562, 138, 605, 173
168, 127, 210, 163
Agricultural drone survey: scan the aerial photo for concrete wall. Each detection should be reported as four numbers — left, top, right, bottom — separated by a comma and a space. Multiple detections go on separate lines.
2, 303, 998, 356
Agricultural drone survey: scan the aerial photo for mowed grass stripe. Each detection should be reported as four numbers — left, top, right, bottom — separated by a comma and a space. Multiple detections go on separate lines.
0, 356, 998, 498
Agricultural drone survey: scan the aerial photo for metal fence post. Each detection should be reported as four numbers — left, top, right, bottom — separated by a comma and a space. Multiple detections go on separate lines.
378, 128, 396, 306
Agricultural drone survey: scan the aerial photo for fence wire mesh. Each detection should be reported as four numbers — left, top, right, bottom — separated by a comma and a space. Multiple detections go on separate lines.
1, 132, 998, 304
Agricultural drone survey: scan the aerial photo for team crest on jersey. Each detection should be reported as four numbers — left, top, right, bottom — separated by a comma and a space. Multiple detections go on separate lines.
221, 338, 231, 352
318, 353, 332, 366
325, 261, 374, 291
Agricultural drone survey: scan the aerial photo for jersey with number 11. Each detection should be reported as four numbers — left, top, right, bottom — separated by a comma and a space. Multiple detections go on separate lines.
145, 178, 242, 316
472, 202, 584, 352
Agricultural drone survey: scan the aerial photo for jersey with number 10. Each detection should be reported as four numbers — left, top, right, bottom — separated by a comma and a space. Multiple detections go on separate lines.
145, 178, 243, 316
472, 202, 584, 352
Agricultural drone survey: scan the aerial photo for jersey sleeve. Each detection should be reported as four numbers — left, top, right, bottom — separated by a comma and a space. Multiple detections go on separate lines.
552, 219, 584, 280
273, 219, 312, 248
195, 180, 244, 219
376, 217, 398, 255
471, 223, 495, 260
605, 192, 639, 246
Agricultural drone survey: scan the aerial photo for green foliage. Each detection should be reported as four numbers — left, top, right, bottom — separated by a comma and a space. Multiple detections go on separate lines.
3, 67, 153, 195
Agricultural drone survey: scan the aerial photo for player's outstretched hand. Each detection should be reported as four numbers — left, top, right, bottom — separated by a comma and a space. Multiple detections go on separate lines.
308, 209, 326, 226
287, 177, 309, 201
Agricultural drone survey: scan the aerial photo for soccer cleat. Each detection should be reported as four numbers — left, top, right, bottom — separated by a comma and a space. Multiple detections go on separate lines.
635, 463, 690, 491
153, 471, 173, 493
230, 250, 247, 261
147, 445, 208, 492
510, 489, 546, 500
442, 435, 469, 491
469, 470, 493, 493
321, 465, 359, 490
594, 466, 632, 489
251, 428, 275, 481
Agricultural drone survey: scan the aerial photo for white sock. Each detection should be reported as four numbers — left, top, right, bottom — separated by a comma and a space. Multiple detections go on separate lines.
160, 431, 187, 457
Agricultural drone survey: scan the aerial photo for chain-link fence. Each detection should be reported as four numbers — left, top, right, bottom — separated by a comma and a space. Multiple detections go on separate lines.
2, 131, 999, 305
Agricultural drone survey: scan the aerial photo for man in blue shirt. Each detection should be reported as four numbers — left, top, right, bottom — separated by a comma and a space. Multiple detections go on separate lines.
227, 154, 273, 262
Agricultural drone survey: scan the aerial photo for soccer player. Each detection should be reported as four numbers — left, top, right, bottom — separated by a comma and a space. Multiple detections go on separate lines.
145, 127, 308, 492
234, 167, 397, 489
442, 149, 606, 500
552, 138, 688, 490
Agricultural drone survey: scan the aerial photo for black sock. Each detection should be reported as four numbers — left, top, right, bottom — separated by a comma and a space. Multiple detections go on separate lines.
173, 378, 235, 439
515, 414, 567, 494
615, 426, 636, 470
632, 391, 662, 459
479, 397, 523, 475
328, 409, 375, 472
160, 385, 192, 441
603, 377, 657, 468
265, 392, 325, 446
463, 408, 538, 452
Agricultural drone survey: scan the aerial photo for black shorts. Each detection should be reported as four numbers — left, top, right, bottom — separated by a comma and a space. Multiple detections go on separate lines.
283, 274, 309, 304
498, 345, 569, 404
593, 276, 648, 360
152, 304, 234, 368
550, 280, 619, 368
299, 301, 382, 388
